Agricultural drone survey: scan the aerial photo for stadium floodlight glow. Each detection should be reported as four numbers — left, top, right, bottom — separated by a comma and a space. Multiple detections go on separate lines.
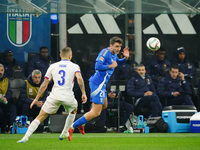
8, 0, 47, 17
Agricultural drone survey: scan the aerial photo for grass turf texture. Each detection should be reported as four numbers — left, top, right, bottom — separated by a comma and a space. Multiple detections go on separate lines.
0, 133, 200, 150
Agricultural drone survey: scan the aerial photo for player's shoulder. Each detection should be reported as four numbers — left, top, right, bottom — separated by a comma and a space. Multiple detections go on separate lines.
49, 61, 59, 67
67, 61, 79, 67
48, 61, 63, 69
100, 47, 111, 57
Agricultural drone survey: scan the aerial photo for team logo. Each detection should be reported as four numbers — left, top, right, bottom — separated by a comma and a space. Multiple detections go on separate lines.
147, 79, 151, 85
7, 7, 32, 47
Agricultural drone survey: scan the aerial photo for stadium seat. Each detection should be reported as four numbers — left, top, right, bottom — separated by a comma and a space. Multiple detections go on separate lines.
12, 68, 25, 79
9, 78, 24, 104
28, 52, 38, 61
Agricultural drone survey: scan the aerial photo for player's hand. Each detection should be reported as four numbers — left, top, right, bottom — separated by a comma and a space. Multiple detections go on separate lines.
144, 91, 153, 96
122, 47, 129, 59
109, 61, 117, 68
173, 92, 180, 97
108, 91, 116, 99
2, 97, 7, 104
30, 98, 39, 109
82, 94, 87, 104
36, 101, 43, 108
178, 72, 185, 81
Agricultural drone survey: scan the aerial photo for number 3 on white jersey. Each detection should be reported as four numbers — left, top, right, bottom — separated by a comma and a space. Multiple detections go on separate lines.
58, 70, 65, 86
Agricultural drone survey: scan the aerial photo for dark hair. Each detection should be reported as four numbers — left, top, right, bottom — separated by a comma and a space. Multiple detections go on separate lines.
156, 46, 166, 53
109, 36, 123, 45
136, 64, 145, 69
39, 46, 48, 53
3, 49, 13, 57
169, 64, 179, 71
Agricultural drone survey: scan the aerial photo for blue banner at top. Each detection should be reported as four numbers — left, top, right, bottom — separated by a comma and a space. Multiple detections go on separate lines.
0, 8, 50, 68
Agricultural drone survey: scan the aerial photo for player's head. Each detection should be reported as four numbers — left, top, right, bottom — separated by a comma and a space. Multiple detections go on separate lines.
60, 47, 72, 60
31, 69, 42, 84
0, 64, 5, 78
39, 46, 49, 60
176, 47, 186, 62
155, 46, 166, 61
136, 64, 146, 77
109, 36, 123, 54
3, 49, 14, 63
169, 64, 179, 79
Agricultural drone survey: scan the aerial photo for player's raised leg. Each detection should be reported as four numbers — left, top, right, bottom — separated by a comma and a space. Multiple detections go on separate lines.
17, 110, 48, 143
69, 100, 106, 141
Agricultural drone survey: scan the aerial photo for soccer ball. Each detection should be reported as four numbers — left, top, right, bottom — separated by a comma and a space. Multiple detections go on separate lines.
146, 37, 161, 52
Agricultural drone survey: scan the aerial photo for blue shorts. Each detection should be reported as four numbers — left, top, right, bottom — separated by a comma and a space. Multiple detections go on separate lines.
89, 82, 107, 105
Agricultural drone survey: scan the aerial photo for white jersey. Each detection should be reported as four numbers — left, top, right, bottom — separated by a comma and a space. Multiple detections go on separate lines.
44, 59, 80, 100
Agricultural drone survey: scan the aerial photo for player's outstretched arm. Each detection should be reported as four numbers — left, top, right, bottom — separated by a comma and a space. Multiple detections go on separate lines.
30, 79, 50, 109
75, 72, 87, 103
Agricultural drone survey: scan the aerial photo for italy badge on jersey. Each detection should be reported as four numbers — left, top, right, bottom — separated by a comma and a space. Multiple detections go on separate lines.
7, 7, 32, 47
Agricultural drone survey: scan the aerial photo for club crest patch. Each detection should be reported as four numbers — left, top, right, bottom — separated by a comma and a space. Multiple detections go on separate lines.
7, 7, 32, 47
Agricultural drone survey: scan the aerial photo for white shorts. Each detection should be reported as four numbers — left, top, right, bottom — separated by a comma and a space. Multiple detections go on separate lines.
42, 96, 78, 114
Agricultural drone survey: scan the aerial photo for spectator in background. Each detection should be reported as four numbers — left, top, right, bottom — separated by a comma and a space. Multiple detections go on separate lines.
115, 51, 138, 80
145, 46, 171, 89
19, 69, 51, 133
0, 64, 17, 133
27, 46, 54, 77
170, 47, 195, 83
127, 64, 162, 117
1, 50, 23, 78
157, 64, 194, 106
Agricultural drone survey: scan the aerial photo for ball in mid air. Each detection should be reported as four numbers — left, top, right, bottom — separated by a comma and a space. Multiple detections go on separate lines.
146, 37, 161, 52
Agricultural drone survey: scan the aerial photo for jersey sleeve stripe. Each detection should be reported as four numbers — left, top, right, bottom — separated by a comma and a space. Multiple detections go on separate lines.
44, 76, 49, 80
74, 71, 80, 74
102, 49, 109, 57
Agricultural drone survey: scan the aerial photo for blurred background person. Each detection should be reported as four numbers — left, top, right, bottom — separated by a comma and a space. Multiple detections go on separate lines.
127, 64, 162, 118
19, 69, 51, 133
0, 64, 17, 133
1, 49, 23, 79
157, 64, 194, 106
27, 46, 55, 77
145, 46, 171, 89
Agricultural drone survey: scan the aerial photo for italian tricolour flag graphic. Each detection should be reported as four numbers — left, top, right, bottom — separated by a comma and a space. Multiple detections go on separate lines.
8, 12, 31, 46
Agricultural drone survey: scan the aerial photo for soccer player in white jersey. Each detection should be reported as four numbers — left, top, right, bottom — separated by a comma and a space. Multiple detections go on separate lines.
17, 47, 87, 143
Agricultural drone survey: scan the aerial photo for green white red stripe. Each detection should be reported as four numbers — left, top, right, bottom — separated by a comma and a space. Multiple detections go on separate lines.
9, 19, 30, 44
7, 8, 32, 47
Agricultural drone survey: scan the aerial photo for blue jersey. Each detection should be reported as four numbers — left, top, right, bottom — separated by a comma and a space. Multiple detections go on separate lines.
89, 47, 126, 85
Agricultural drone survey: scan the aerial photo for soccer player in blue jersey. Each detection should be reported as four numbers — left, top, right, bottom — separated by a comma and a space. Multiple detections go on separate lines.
68, 36, 129, 141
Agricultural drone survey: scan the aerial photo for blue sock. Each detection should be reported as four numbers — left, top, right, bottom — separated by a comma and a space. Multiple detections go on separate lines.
72, 116, 87, 129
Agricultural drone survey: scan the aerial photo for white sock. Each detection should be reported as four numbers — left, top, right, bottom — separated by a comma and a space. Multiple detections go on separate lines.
23, 119, 40, 140
61, 113, 76, 135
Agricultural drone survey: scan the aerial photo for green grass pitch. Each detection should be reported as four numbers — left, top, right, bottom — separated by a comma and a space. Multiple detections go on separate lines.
0, 133, 200, 150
